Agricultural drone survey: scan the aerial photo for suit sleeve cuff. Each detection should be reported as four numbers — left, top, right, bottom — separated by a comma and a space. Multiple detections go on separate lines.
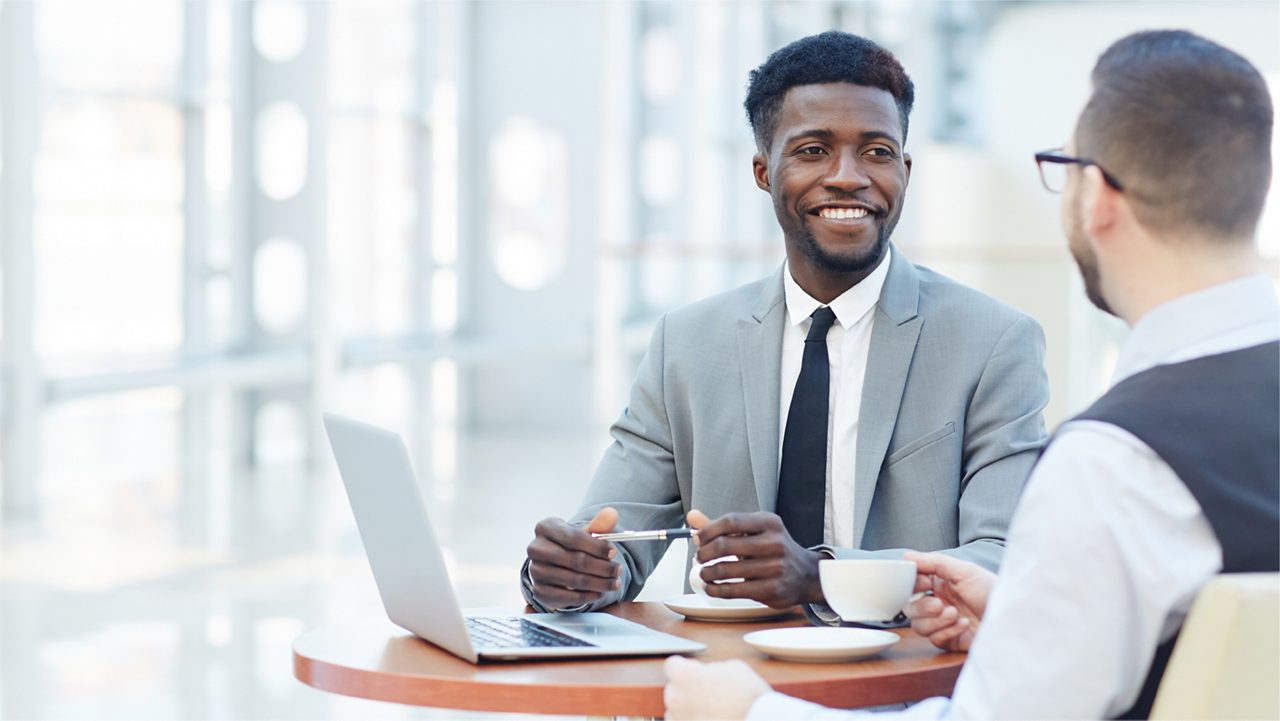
520, 558, 553, 612
804, 546, 842, 625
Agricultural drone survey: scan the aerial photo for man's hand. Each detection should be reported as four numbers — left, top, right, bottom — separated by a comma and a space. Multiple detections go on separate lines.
664, 656, 770, 720
526, 507, 623, 610
687, 509, 823, 608
902, 550, 996, 652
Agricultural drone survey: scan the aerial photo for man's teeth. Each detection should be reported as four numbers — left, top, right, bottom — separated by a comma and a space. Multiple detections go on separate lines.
819, 207, 869, 220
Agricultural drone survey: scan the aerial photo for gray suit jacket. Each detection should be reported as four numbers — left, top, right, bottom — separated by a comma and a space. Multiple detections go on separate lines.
524, 248, 1048, 610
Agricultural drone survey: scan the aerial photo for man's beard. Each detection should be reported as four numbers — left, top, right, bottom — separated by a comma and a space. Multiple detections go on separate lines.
795, 215, 895, 274
1067, 200, 1115, 316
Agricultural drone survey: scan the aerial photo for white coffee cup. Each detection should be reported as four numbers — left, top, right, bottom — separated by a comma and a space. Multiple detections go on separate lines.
689, 555, 742, 606
818, 559, 917, 622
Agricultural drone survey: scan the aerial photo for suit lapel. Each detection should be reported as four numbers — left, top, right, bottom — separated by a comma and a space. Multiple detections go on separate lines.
853, 249, 922, 546
738, 267, 787, 513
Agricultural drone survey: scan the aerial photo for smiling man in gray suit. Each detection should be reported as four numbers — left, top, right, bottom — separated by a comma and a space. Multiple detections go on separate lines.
522, 31, 1048, 619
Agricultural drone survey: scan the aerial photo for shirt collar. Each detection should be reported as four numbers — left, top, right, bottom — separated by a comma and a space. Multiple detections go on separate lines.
1112, 273, 1280, 383
783, 247, 892, 330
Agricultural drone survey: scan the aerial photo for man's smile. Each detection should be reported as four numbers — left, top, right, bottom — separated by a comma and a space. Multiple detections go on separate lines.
818, 207, 868, 220
807, 201, 881, 226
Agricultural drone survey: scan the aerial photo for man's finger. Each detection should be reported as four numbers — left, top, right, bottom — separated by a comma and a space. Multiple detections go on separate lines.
586, 507, 619, 534
663, 656, 699, 721
528, 583, 603, 609
686, 510, 711, 546
528, 561, 621, 594
664, 654, 696, 678
903, 551, 971, 584
701, 578, 793, 607
526, 538, 620, 578
929, 616, 970, 645
537, 518, 616, 558
904, 594, 944, 620
696, 511, 778, 547
698, 556, 778, 584
696, 525, 782, 562
911, 605, 959, 637
686, 509, 711, 529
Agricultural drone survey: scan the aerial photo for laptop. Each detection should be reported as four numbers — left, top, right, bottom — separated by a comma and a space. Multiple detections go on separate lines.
323, 412, 706, 662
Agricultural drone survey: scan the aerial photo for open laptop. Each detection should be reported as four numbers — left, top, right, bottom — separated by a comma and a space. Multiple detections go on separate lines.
323, 412, 706, 662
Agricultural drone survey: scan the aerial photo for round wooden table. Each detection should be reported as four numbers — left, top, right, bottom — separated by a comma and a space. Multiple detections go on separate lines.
294, 602, 966, 717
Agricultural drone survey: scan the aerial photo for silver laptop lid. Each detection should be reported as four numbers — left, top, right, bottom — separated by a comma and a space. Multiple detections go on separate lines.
324, 412, 706, 662
323, 413, 480, 662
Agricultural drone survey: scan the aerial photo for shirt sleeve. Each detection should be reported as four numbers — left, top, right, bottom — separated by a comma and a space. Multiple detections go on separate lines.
748, 421, 1221, 720
943, 421, 1222, 719
747, 693, 951, 720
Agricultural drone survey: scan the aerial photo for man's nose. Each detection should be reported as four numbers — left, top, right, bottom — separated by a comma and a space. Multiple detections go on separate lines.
823, 149, 870, 191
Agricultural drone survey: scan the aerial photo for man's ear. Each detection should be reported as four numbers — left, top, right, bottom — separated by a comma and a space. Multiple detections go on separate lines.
903, 152, 912, 186
1081, 165, 1119, 241
752, 152, 770, 192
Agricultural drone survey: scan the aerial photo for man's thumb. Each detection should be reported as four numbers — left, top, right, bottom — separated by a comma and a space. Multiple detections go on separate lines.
904, 551, 967, 583
587, 507, 619, 534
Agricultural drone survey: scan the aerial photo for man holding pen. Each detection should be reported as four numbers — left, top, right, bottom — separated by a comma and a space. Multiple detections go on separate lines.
520, 31, 1048, 618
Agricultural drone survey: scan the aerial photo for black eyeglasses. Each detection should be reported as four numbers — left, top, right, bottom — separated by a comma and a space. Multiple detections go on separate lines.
1034, 148, 1125, 194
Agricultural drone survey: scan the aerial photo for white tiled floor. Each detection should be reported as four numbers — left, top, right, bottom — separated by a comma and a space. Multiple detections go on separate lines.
0, 429, 688, 720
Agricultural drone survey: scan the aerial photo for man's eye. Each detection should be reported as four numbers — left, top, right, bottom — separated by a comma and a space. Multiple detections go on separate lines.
798, 146, 827, 156
866, 147, 897, 159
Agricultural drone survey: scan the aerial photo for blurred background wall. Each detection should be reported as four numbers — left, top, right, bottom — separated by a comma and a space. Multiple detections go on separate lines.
0, 1, 1277, 719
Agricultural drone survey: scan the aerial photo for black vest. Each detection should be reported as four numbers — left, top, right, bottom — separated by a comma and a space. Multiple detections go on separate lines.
1068, 341, 1280, 719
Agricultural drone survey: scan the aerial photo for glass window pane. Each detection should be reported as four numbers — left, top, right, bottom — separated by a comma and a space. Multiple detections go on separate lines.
36, 0, 181, 94
327, 3, 417, 336
328, 115, 416, 335
207, 0, 233, 102
34, 99, 184, 366
489, 117, 569, 291
253, 0, 308, 64
330, 0, 414, 111
1, 98, 4, 342
253, 237, 308, 335
255, 102, 309, 201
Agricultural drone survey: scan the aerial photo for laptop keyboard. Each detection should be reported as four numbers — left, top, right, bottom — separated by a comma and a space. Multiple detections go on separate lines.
465, 616, 596, 649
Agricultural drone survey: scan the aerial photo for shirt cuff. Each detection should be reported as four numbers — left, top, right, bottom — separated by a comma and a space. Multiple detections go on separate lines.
748, 692, 845, 721
749, 693, 953, 720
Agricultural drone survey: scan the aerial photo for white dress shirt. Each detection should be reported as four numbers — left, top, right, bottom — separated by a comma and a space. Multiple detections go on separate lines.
749, 273, 1280, 720
780, 248, 892, 548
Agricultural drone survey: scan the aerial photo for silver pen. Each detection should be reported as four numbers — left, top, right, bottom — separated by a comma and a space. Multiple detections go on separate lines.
592, 528, 699, 542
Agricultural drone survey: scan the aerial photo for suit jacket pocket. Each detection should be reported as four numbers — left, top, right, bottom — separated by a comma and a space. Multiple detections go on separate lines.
885, 422, 956, 467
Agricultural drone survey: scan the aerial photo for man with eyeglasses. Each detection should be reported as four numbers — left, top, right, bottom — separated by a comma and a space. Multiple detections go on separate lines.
664, 29, 1278, 721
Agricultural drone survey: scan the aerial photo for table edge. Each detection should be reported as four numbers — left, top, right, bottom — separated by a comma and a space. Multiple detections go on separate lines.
294, 638, 964, 715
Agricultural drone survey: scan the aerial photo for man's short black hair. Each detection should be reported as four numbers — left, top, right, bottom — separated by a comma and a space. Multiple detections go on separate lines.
744, 30, 915, 151
1078, 30, 1273, 240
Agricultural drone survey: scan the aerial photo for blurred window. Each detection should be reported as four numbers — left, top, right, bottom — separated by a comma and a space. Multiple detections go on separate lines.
488, 116, 568, 291
253, 237, 308, 336
328, 0, 417, 335
37, 1, 180, 95
34, 97, 184, 367
253, 0, 308, 64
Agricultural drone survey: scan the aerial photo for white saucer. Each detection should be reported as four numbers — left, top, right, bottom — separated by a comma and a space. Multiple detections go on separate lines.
663, 594, 793, 622
743, 627, 899, 662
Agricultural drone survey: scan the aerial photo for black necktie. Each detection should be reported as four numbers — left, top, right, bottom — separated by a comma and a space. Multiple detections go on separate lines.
776, 306, 837, 549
